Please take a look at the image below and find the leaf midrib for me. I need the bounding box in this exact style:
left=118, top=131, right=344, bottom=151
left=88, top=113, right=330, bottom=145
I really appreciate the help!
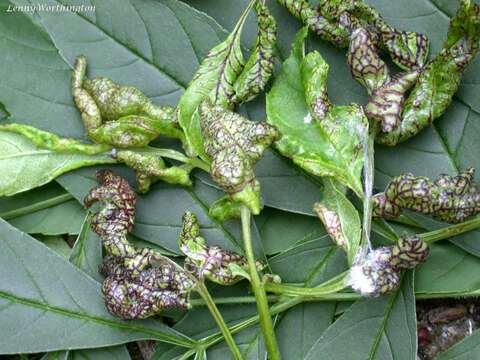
left=367, top=284, right=402, bottom=360
left=0, top=290, right=194, bottom=347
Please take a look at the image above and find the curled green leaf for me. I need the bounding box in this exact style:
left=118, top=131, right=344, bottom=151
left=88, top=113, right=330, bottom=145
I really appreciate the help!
left=72, top=55, right=179, bottom=148
left=267, top=28, right=367, bottom=196
left=84, top=170, right=166, bottom=272
left=374, top=19, right=429, bottom=70
left=278, top=0, right=429, bottom=69
left=350, top=1, right=430, bottom=69
left=313, top=179, right=362, bottom=265
left=376, top=0, right=480, bottom=145
left=364, top=70, right=419, bottom=133
left=199, top=101, right=279, bottom=214
left=233, top=1, right=277, bottom=103
left=390, top=236, right=429, bottom=269
left=179, top=211, right=266, bottom=285
left=100, top=255, right=193, bottom=319
left=208, top=196, right=242, bottom=222
left=373, top=168, right=480, bottom=223
left=0, top=123, right=111, bottom=155
left=114, top=150, right=192, bottom=193
left=343, top=14, right=390, bottom=93
left=277, top=0, right=349, bottom=46
left=177, top=1, right=255, bottom=158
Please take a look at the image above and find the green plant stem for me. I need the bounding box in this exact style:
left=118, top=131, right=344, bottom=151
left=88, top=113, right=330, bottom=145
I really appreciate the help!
left=190, top=295, right=280, bottom=306
left=0, top=193, right=74, bottom=220
left=188, top=157, right=211, bottom=173
left=264, top=271, right=349, bottom=297
left=145, top=249, right=243, bottom=358
left=419, top=215, right=480, bottom=244
left=133, top=147, right=211, bottom=172
left=240, top=205, right=282, bottom=360
left=195, top=281, right=244, bottom=360
left=201, top=296, right=303, bottom=351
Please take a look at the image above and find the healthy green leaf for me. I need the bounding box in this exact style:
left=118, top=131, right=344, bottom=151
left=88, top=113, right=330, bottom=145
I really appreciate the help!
left=269, top=237, right=348, bottom=286
left=9, top=200, right=85, bottom=235
left=305, top=272, right=417, bottom=360
left=39, top=236, right=73, bottom=259
left=256, top=206, right=325, bottom=255
left=42, top=346, right=131, bottom=360
left=275, top=302, right=336, bottom=360
left=415, top=242, right=480, bottom=296
left=0, top=183, right=72, bottom=219
left=0, top=182, right=84, bottom=235
left=0, top=218, right=194, bottom=353
left=0, top=131, right=114, bottom=196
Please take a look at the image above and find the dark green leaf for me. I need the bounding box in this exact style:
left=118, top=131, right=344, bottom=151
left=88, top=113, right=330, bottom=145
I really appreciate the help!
left=0, top=183, right=72, bottom=219
left=269, top=235, right=348, bottom=286
left=276, top=302, right=335, bottom=360
left=0, top=218, right=193, bottom=353
left=256, top=206, right=324, bottom=255
left=305, top=272, right=417, bottom=360
left=0, top=183, right=84, bottom=235
left=415, top=242, right=480, bottom=296
left=38, top=236, right=73, bottom=258
left=9, top=200, right=85, bottom=235
left=42, top=346, right=131, bottom=360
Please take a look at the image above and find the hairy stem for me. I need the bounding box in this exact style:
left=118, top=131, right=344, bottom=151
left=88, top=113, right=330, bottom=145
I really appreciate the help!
left=195, top=281, right=244, bottom=360
left=240, top=205, right=282, bottom=360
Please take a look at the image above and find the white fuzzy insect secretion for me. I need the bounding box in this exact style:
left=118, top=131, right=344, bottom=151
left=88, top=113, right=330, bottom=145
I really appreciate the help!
left=303, top=113, right=313, bottom=124
left=348, top=263, right=376, bottom=295
left=348, top=248, right=393, bottom=297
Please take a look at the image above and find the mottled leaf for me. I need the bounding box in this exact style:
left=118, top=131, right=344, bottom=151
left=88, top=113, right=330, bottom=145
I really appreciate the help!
left=0, top=218, right=193, bottom=353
